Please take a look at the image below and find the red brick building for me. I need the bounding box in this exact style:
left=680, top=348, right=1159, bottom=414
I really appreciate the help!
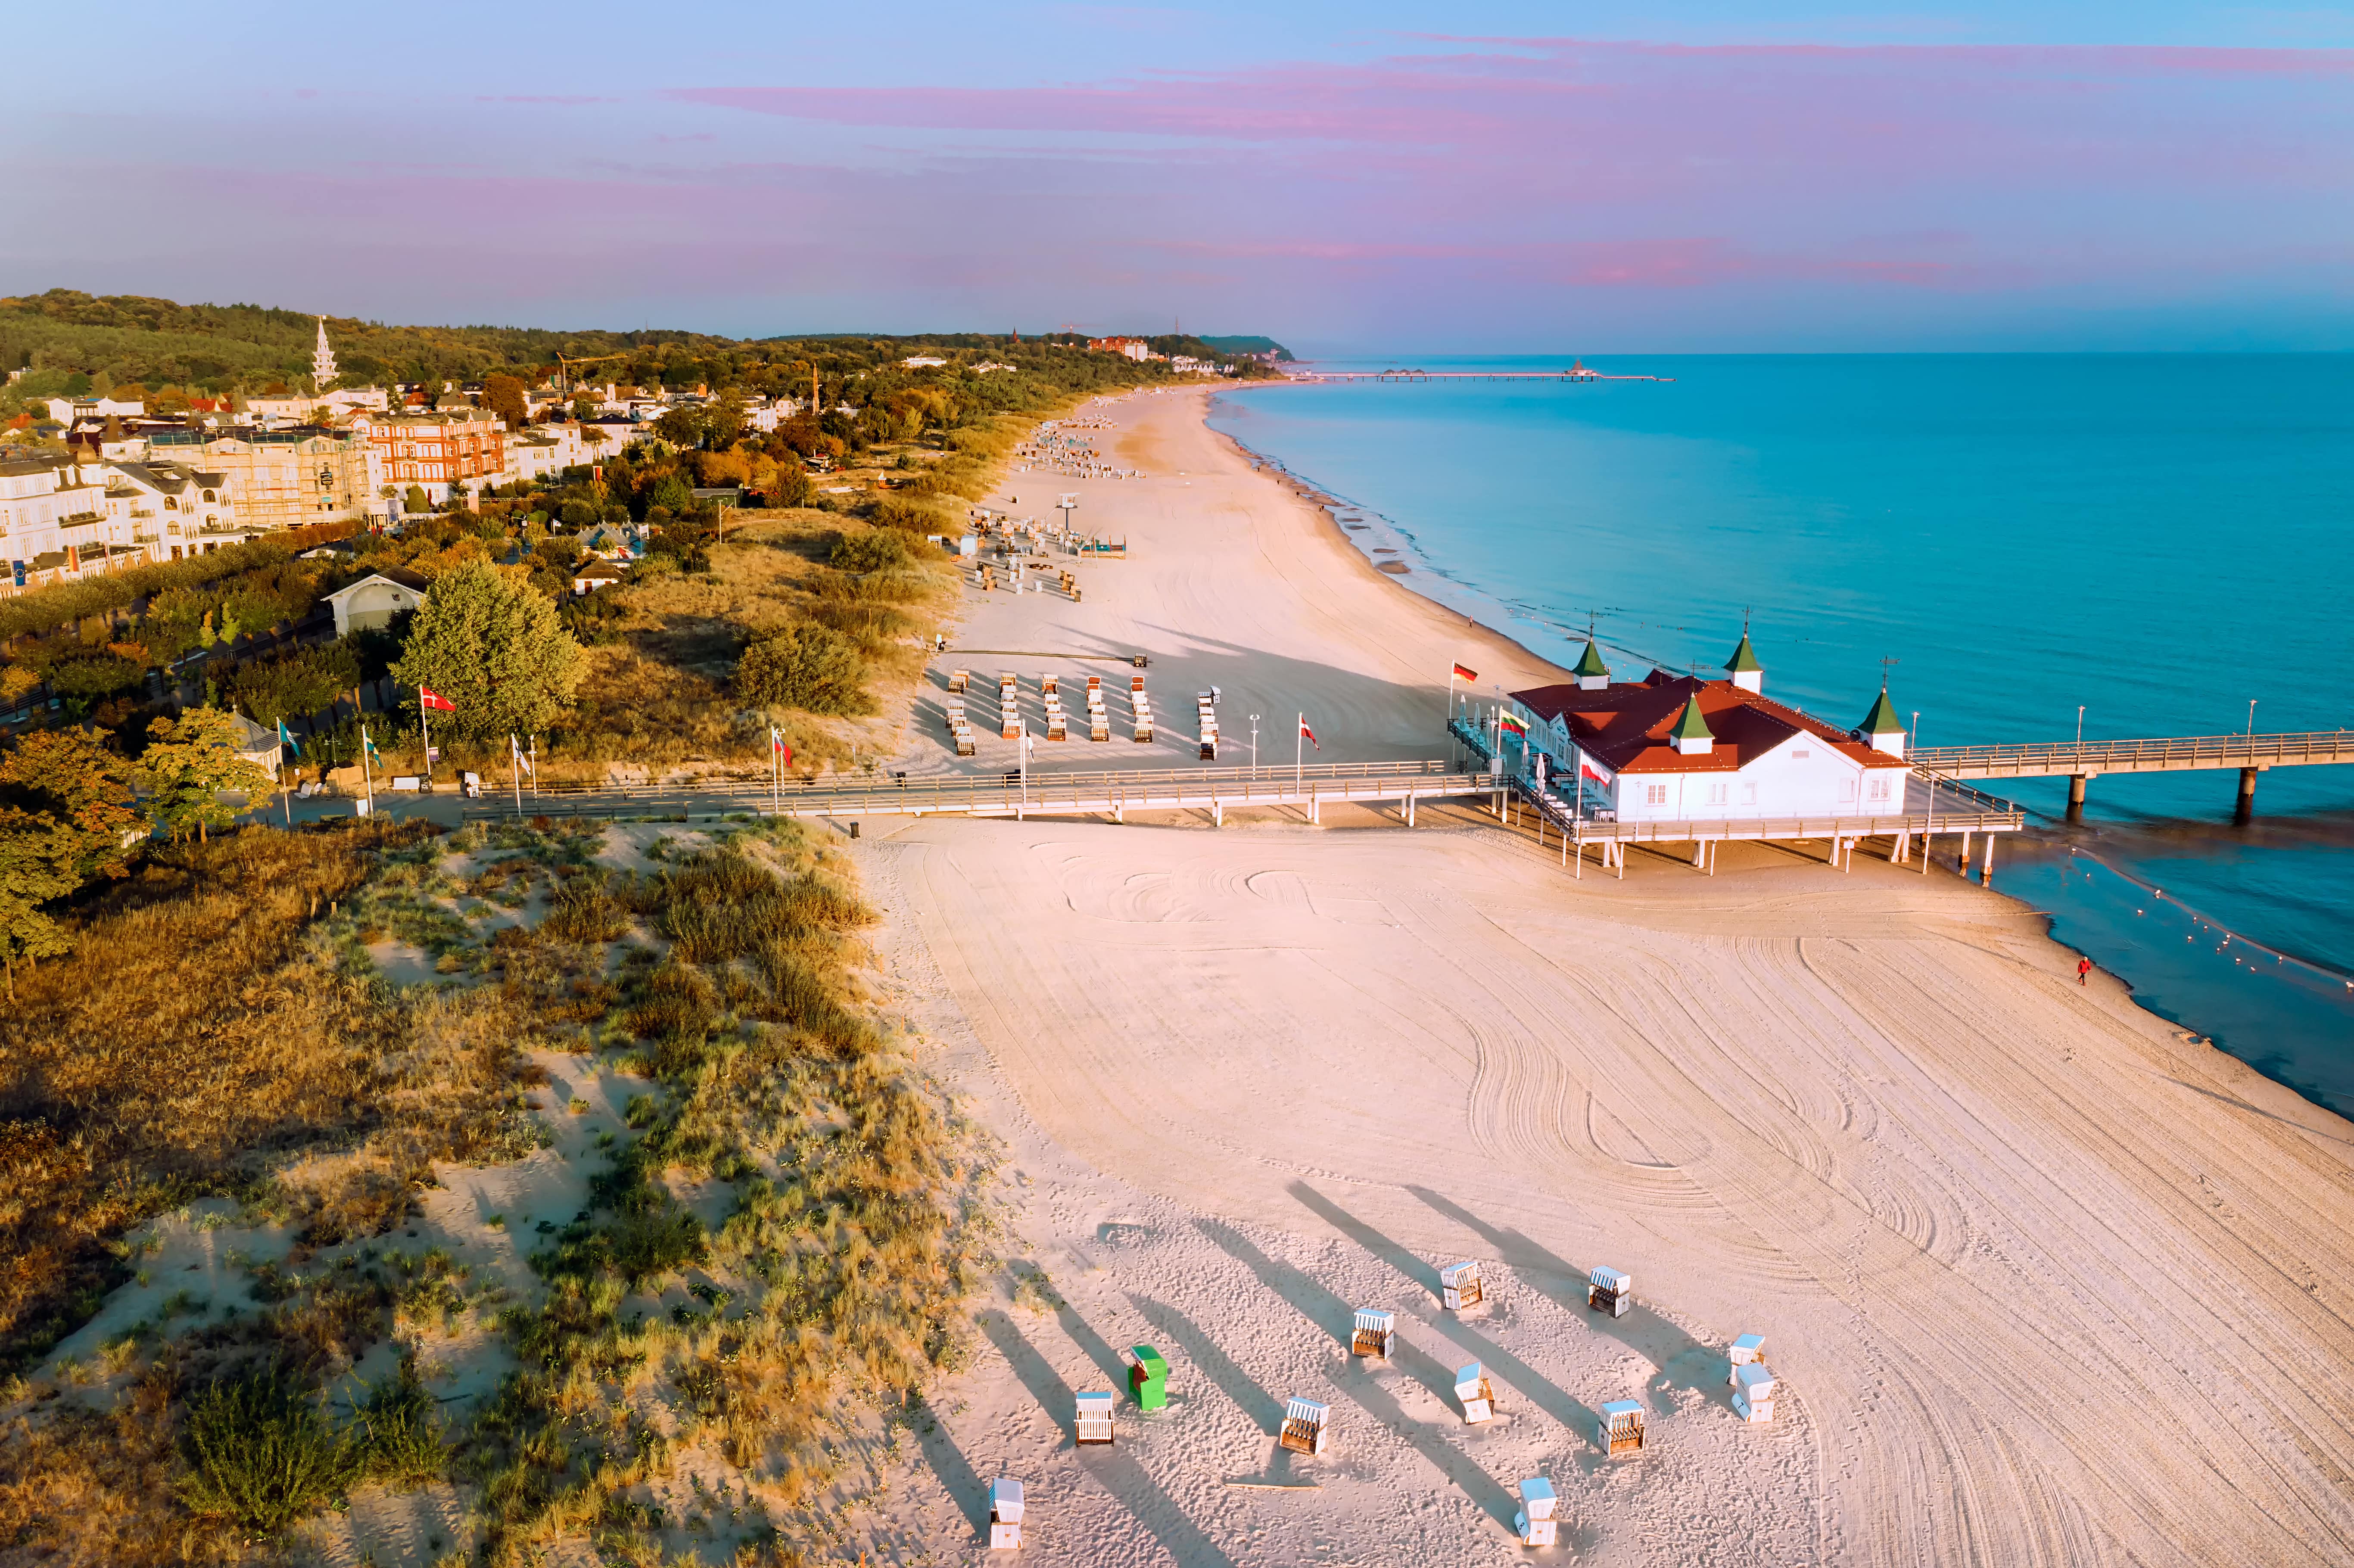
left=354, top=408, right=507, bottom=502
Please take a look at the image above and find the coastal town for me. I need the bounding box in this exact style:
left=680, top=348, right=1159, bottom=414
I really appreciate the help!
left=1, top=7, right=2349, bottom=1566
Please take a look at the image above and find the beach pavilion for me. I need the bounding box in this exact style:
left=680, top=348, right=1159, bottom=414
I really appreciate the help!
left=1509, top=635, right=1912, bottom=823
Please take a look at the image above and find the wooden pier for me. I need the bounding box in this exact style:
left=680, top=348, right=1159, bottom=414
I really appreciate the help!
left=462, top=758, right=1480, bottom=827
left=1303, top=367, right=1673, bottom=384
left=1909, top=729, right=2354, bottom=816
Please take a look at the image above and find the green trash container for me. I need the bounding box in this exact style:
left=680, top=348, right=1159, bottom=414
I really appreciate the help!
left=1127, top=1344, right=1169, bottom=1410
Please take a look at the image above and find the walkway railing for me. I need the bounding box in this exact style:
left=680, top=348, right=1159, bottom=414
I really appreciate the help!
left=1911, top=730, right=2354, bottom=778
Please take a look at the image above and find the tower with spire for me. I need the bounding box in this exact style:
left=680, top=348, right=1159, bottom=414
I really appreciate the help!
left=1724, top=623, right=1764, bottom=693
left=1856, top=685, right=1906, bottom=758
left=311, top=317, right=337, bottom=392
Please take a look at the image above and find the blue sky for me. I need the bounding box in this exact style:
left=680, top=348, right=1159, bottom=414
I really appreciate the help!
left=5, top=2, right=2351, bottom=352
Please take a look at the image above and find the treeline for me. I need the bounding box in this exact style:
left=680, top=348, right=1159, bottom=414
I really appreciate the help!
left=0, top=289, right=1288, bottom=412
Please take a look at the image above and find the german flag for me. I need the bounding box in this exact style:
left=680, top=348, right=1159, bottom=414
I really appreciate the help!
left=1452, top=663, right=1478, bottom=682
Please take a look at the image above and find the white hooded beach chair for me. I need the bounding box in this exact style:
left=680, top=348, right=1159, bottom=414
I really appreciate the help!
left=988, top=1477, right=1024, bottom=1549
left=1588, top=1266, right=1631, bottom=1318
left=1598, top=1400, right=1644, bottom=1458
left=1075, top=1390, right=1115, bottom=1445
left=1727, top=1333, right=1765, bottom=1382
left=1439, top=1260, right=1484, bottom=1312
left=1278, top=1396, right=1332, bottom=1456
left=1352, top=1308, right=1395, bottom=1358
left=1732, top=1362, right=1776, bottom=1424
left=1455, top=1361, right=1495, bottom=1424
left=1515, top=1477, right=1559, bottom=1547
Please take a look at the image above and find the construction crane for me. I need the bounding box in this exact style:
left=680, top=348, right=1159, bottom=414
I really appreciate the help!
left=552, top=351, right=632, bottom=401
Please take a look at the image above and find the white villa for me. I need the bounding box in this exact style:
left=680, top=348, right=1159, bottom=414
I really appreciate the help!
left=1510, top=632, right=1912, bottom=822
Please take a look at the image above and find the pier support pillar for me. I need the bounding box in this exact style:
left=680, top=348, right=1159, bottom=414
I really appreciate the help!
left=2067, top=775, right=2088, bottom=822
left=1692, top=840, right=1706, bottom=871
left=1406, top=792, right=1415, bottom=828
left=1982, top=833, right=1996, bottom=883
left=1212, top=799, right=1223, bottom=828
left=1891, top=830, right=1909, bottom=865
left=1920, top=833, right=1931, bottom=874
left=2236, top=767, right=2258, bottom=824
left=1959, top=831, right=1972, bottom=875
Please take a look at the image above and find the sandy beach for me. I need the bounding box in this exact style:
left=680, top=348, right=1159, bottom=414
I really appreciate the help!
left=843, top=387, right=2354, bottom=1566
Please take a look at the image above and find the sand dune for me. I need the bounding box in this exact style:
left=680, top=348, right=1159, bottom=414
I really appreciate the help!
left=848, top=389, right=2354, bottom=1565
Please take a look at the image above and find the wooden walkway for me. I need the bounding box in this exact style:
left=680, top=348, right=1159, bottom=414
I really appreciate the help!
left=462, top=758, right=1477, bottom=826
left=1910, top=730, right=2354, bottom=779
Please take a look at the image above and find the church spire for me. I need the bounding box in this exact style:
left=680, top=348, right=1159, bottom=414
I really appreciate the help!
left=311, top=317, right=337, bottom=392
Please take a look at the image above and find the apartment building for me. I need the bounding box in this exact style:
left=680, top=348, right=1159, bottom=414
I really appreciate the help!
left=0, top=455, right=146, bottom=585
left=145, top=426, right=376, bottom=530
left=103, top=462, right=245, bottom=560
left=352, top=408, right=507, bottom=502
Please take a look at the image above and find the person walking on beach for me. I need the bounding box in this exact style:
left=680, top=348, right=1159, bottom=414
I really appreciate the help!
left=2077, top=957, right=2093, bottom=986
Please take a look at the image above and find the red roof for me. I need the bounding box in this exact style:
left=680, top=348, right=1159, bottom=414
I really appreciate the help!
left=1512, top=672, right=1907, bottom=775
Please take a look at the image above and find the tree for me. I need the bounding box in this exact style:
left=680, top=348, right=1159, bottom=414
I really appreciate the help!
left=140, top=708, right=273, bottom=843
left=404, top=484, right=430, bottom=514
left=0, top=726, right=143, bottom=877
left=0, top=807, right=79, bottom=997
left=647, top=474, right=692, bottom=515
left=733, top=624, right=869, bottom=715
left=483, top=373, right=526, bottom=428
left=651, top=406, right=707, bottom=449
left=390, top=559, right=584, bottom=741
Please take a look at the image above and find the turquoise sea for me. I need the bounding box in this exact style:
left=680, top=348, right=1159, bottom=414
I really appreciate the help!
left=1208, top=355, right=2354, bottom=1117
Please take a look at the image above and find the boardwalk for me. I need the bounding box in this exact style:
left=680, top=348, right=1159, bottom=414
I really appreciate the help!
left=1911, top=728, right=2354, bottom=812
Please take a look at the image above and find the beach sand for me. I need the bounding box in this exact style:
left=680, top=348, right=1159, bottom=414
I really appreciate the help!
left=844, top=388, right=2354, bottom=1566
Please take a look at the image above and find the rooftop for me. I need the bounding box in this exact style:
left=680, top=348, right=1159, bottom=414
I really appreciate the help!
left=1513, top=671, right=1909, bottom=775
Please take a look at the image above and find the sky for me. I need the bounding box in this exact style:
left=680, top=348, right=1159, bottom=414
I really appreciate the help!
left=5, top=1, right=2351, bottom=353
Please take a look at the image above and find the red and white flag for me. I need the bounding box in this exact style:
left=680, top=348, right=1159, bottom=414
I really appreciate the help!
left=1451, top=662, right=1478, bottom=682
left=771, top=727, right=792, bottom=765
left=419, top=686, right=455, bottom=712
left=1299, top=717, right=1319, bottom=750
left=1579, top=750, right=1611, bottom=785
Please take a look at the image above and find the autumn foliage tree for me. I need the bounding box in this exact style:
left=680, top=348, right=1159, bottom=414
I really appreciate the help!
left=139, top=709, right=273, bottom=843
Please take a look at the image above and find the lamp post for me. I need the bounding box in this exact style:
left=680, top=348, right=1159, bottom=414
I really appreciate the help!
left=2247, top=699, right=2257, bottom=741
left=1249, top=714, right=1259, bottom=775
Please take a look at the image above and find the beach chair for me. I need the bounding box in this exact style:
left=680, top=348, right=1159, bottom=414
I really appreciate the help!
left=1126, top=1345, right=1169, bottom=1410
left=954, top=726, right=976, bottom=758
left=987, top=1477, right=1024, bottom=1549
left=1598, top=1400, right=1644, bottom=1458
left=1075, top=1390, right=1115, bottom=1445
left=1440, top=1261, right=1485, bottom=1312
left=1726, top=1334, right=1765, bottom=1383
left=1087, top=674, right=1102, bottom=693
left=1352, top=1308, right=1395, bottom=1358
left=1731, top=1362, right=1776, bottom=1424
left=1278, top=1397, right=1332, bottom=1456
left=1130, top=674, right=1145, bottom=693
left=1456, top=1362, right=1496, bottom=1424
left=1046, top=712, right=1067, bottom=741
left=1588, top=1266, right=1631, bottom=1318
left=1041, top=674, right=1058, bottom=696
left=1199, top=735, right=1217, bottom=761
left=950, top=670, right=969, bottom=693
left=1090, top=714, right=1111, bottom=742
left=1515, top=1478, right=1559, bottom=1548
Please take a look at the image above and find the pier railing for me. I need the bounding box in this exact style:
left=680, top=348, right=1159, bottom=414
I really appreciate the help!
left=461, top=757, right=1468, bottom=824
left=1910, top=730, right=2354, bottom=779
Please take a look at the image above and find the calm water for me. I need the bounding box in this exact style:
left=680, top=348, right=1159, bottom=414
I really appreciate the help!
left=1209, top=355, right=2354, bottom=1116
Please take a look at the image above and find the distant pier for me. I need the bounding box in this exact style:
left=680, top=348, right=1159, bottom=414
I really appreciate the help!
left=1300, top=360, right=1673, bottom=384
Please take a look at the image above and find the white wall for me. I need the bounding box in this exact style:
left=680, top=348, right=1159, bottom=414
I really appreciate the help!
left=1609, top=733, right=1907, bottom=820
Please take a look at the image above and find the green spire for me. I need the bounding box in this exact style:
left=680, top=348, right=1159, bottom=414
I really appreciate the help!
left=1724, top=631, right=1762, bottom=675
left=1858, top=687, right=1904, bottom=734
left=1670, top=693, right=1714, bottom=741
left=1574, top=638, right=1610, bottom=680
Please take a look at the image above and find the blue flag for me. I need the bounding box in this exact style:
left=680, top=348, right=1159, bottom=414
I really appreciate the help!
left=277, top=718, right=303, bottom=760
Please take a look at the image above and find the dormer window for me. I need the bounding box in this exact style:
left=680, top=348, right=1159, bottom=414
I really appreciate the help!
left=202, top=489, right=216, bottom=502
left=165, top=497, right=177, bottom=510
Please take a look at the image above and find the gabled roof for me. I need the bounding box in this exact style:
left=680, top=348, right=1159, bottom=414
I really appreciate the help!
left=1724, top=631, right=1762, bottom=674
left=1513, top=672, right=1910, bottom=775
left=1857, top=687, right=1904, bottom=735
left=1573, top=638, right=1610, bottom=679
left=324, top=566, right=430, bottom=603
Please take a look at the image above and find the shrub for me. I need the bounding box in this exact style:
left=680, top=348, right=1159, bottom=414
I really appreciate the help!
left=174, top=1370, right=363, bottom=1534
left=828, top=530, right=911, bottom=573
left=47, top=657, right=143, bottom=698
left=732, top=623, right=869, bottom=716
left=357, top=1367, right=450, bottom=1486
left=543, top=874, right=629, bottom=943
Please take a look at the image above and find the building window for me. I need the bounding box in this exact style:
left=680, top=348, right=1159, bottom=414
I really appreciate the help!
left=1868, top=776, right=1891, bottom=802
left=1645, top=783, right=1669, bottom=806
left=1707, top=780, right=1727, bottom=806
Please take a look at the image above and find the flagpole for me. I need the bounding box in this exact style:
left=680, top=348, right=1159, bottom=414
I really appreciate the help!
left=418, top=687, right=432, bottom=786
left=511, top=735, right=523, bottom=818
left=361, top=723, right=375, bottom=817
left=1295, top=712, right=1302, bottom=793
left=529, top=735, right=539, bottom=798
